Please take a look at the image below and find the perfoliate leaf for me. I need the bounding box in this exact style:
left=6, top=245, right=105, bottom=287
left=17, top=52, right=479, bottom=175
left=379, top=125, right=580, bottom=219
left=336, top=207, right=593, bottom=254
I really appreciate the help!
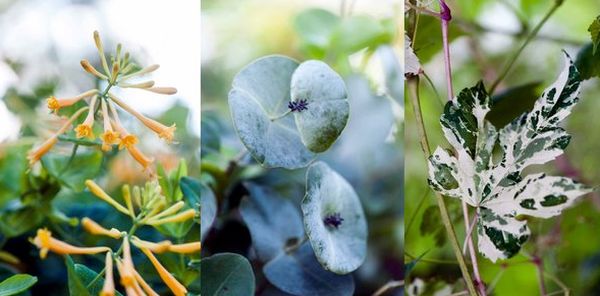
left=588, top=16, right=600, bottom=55
left=301, top=161, right=367, bottom=274
left=427, top=53, right=592, bottom=262
left=201, top=253, right=255, bottom=296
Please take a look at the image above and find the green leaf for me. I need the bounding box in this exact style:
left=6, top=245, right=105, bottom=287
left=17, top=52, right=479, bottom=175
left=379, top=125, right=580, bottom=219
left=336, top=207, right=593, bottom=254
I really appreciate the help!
left=0, top=205, right=46, bottom=238
left=41, top=150, right=103, bottom=192
left=411, top=15, right=465, bottom=63
left=294, top=8, right=340, bottom=58
left=180, top=176, right=200, bottom=211
left=200, top=253, right=255, bottom=296
left=239, top=183, right=304, bottom=262
left=291, top=60, right=349, bottom=152
left=65, top=256, right=91, bottom=296
left=588, top=16, right=600, bottom=55
left=575, top=42, right=600, bottom=80
left=229, top=55, right=316, bottom=169
left=331, top=15, right=390, bottom=54
left=301, top=162, right=367, bottom=274
left=74, top=264, right=122, bottom=296
left=0, top=274, right=37, bottom=296
left=427, top=53, right=591, bottom=262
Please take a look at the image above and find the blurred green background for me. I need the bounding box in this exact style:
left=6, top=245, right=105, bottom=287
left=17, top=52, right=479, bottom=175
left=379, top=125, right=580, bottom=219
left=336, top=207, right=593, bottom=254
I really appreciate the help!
left=405, top=0, right=600, bottom=295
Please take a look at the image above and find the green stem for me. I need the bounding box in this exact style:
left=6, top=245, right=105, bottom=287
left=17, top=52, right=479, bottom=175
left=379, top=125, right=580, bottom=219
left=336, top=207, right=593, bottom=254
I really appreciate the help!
left=407, top=78, right=477, bottom=296
left=59, top=144, right=79, bottom=176
left=86, top=223, right=139, bottom=289
left=488, top=0, right=563, bottom=94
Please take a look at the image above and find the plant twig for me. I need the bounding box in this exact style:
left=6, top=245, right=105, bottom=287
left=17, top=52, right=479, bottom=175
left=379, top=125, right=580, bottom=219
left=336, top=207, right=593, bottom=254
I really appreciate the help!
left=407, top=77, right=477, bottom=296
left=372, top=280, right=404, bottom=296
left=488, top=0, right=564, bottom=94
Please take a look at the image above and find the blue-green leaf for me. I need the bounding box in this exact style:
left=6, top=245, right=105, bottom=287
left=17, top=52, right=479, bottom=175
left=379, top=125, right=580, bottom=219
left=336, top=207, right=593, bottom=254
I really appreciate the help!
left=240, top=183, right=304, bottom=262
left=291, top=61, right=349, bottom=152
left=201, top=253, right=255, bottom=296
left=301, top=162, right=367, bottom=274
left=229, top=55, right=315, bottom=169
left=263, top=243, right=354, bottom=296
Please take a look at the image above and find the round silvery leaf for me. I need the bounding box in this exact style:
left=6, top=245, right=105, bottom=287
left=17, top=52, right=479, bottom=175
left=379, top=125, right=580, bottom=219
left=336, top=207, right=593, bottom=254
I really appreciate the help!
left=239, top=183, right=304, bottom=262
left=301, top=161, right=367, bottom=274
left=229, top=55, right=316, bottom=169
left=291, top=60, right=349, bottom=152
left=263, top=242, right=355, bottom=296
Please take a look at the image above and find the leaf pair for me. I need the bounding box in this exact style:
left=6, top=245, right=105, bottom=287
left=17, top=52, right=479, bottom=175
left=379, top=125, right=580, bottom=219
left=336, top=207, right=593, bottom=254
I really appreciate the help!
left=237, top=162, right=366, bottom=294
left=229, top=55, right=349, bottom=169
left=427, top=53, right=592, bottom=262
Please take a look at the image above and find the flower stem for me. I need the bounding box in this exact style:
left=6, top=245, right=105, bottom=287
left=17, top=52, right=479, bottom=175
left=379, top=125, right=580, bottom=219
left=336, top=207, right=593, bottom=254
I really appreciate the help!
left=407, top=78, right=477, bottom=296
left=488, top=0, right=563, bottom=94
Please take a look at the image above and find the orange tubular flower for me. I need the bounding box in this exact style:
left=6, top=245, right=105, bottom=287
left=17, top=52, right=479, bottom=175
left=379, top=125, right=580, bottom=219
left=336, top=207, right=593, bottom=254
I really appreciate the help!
left=115, top=260, right=139, bottom=296
left=108, top=102, right=138, bottom=150
left=31, top=228, right=110, bottom=259
left=131, top=237, right=172, bottom=254
left=109, top=93, right=176, bottom=143
left=47, top=89, right=98, bottom=113
left=140, top=248, right=187, bottom=296
left=168, top=242, right=201, bottom=254
left=132, top=268, right=159, bottom=296
left=126, top=144, right=155, bottom=171
left=100, top=252, right=115, bottom=296
left=28, top=107, right=89, bottom=165
left=119, top=237, right=136, bottom=288
left=81, top=217, right=122, bottom=239
left=100, top=100, right=120, bottom=151
left=75, top=95, right=98, bottom=139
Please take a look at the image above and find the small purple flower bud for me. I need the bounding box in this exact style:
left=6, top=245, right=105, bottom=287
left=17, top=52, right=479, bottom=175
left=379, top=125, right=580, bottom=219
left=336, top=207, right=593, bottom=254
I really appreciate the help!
left=323, top=212, right=344, bottom=229
left=439, top=0, right=452, bottom=21
left=288, top=99, right=309, bottom=112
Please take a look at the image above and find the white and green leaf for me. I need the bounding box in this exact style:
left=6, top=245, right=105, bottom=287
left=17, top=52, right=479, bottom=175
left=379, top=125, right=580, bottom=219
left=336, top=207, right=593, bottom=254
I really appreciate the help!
left=427, top=53, right=592, bottom=262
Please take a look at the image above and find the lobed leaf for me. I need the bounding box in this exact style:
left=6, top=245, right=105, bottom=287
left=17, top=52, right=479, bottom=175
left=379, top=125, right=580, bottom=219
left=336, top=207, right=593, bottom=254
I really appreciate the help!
left=427, top=53, right=592, bottom=262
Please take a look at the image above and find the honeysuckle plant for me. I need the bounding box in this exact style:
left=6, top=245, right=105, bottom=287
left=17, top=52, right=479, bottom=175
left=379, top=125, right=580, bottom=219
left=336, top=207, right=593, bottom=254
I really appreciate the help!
left=30, top=177, right=199, bottom=296
left=28, top=31, right=177, bottom=173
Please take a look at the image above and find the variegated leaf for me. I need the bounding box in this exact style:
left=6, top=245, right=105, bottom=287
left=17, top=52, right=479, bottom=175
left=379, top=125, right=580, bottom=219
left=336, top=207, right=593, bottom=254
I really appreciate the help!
left=427, top=52, right=592, bottom=262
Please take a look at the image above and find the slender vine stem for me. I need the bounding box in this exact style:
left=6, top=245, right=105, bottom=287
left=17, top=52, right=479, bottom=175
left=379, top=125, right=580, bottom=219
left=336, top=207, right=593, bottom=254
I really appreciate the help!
left=438, top=1, right=485, bottom=293
left=533, top=256, right=547, bottom=296
left=407, top=78, right=477, bottom=296
left=488, top=0, right=564, bottom=94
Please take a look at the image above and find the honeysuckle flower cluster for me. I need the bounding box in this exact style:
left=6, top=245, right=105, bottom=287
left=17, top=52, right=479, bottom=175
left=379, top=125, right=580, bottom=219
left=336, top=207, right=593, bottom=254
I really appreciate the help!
left=28, top=31, right=178, bottom=172
left=30, top=180, right=199, bottom=296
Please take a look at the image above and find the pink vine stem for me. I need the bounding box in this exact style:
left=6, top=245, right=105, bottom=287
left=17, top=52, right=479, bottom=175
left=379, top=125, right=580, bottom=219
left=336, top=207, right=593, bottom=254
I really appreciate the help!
left=439, top=1, right=486, bottom=294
